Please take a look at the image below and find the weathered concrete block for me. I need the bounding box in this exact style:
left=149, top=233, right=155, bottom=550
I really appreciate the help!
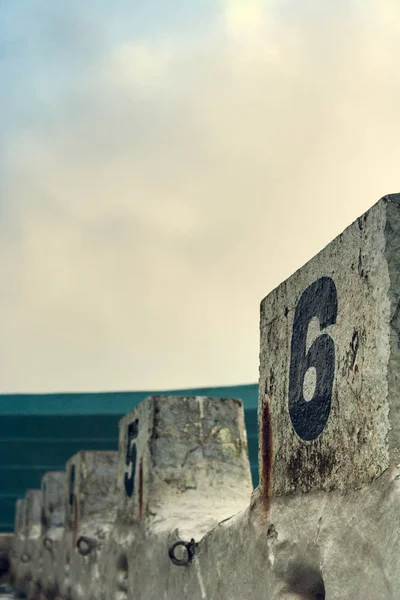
left=116, top=395, right=252, bottom=532
left=259, top=193, right=400, bottom=496
left=42, top=471, right=66, bottom=530
left=56, top=451, right=118, bottom=600
left=98, top=395, right=252, bottom=600
left=253, top=193, right=400, bottom=598
left=13, top=491, right=42, bottom=597
left=10, top=499, right=26, bottom=585
left=39, top=472, right=66, bottom=599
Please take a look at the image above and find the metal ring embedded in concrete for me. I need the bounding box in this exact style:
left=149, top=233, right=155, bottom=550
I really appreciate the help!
left=20, top=553, right=31, bottom=563
left=168, top=539, right=196, bottom=567
left=76, top=535, right=99, bottom=556
left=43, top=536, right=53, bottom=552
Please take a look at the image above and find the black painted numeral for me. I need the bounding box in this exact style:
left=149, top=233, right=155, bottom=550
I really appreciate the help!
left=68, top=464, right=75, bottom=513
left=124, top=419, right=139, bottom=497
left=288, top=276, right=338, bottom=441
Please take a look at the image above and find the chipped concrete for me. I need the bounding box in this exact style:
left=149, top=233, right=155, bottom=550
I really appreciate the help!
left=97, top=395, right=253, bottom=600
left=11, top=491, right=42, bottom=598
left=12, top=476, right=400, bottom=599
left=130, top=468, right=398, bottom=600
left=56, top=451, right=118, bottom=600
left=38, top=472, right=66, bottom=600
left=258, top=193, right=400, bottom=496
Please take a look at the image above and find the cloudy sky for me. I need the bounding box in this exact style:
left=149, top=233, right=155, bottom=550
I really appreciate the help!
left=1, top=0, right=399, bottom=393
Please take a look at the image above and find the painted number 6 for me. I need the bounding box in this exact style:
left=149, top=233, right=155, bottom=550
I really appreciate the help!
left=124, top=419, right=139, bottom=497
left=288, top=276, right=338, bottom=441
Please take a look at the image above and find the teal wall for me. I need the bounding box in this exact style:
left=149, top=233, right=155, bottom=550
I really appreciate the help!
left=0, top=385, right=259, bottom=532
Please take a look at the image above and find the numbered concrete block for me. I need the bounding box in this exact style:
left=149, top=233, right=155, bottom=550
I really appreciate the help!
left=98, top=395, right=253, bottom=600
left=259, top=193, right=400, bottom=496
left=55, top=451, right=118, bottom=600
left=39, top=472, right=66, bottom=599
left=118, top=395, right=252, bottom=528
left=256, top=192, right=400, bottom=598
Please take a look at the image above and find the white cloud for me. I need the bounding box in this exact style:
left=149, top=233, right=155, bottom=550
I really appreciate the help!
left=110, top=42, right=173, bottom=88
left=222, top=0, right=267, bottom=37
left=2, top=0, right=400, bottom=392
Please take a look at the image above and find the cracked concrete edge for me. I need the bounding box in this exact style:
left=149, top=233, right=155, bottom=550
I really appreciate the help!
left=258, top=193, right=400, bottom=496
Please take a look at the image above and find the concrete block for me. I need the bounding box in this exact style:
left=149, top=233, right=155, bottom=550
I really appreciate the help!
left=56, top=451, right=118, bottom=600
left=39, top=472, right=66, bottom=599
left=117, top=395, right=252, bottom=531
left=14, top=491, right=41, bottom=597
left=258, top=193, right=400, bottom=495
left=254, top=192, right=400, bottom=598
left=98, top=395, right=253, bottom=600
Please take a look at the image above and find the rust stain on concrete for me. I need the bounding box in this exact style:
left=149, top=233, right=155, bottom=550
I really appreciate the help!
left=261, top=392, right=273, bottom=515
left=72, top=496, right=79, bottom=549
left=138, top=457, right=144, bottom=520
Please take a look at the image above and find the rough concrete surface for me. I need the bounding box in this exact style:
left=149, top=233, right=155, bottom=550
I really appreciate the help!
left=10, top=475, right=400, bottom=599
left=10, top=491, right=42, bottom=597
left=259, top=193, right=400, bottom=496
left=120, top=470, right=399, bottom=600
left=9, top=499, right=25, bottom=586
left=57, top=451, right=118, bottom=600
left=38, top=472, right=66, bottom=600
left=8, top=390, right=400, bottom=599
left=97, top=395, right=253, bottom=600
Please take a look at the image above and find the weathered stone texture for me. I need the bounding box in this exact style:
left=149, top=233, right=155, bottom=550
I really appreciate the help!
left=259, top=193, right=400, bottom=496
left=39, top=472, right=66, bottom=599
left=59, top=451, right=118, bottom=600
left=99, top=395, right=253, bottom=600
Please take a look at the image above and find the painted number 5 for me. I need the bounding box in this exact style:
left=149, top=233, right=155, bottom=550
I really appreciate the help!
left=124, top=419, right=139, bottom=497
left=288, top=276, right=338, bottom=441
